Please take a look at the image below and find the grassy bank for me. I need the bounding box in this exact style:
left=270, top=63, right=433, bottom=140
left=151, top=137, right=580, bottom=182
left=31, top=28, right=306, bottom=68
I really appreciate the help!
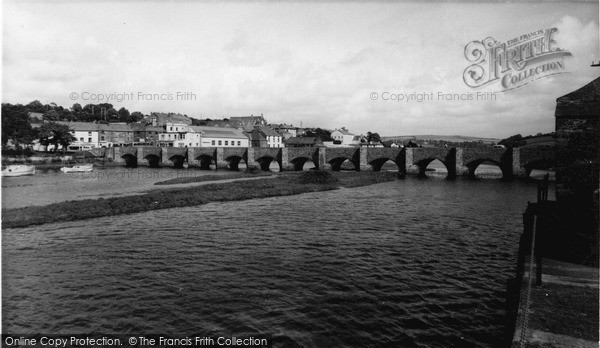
left=2, top=171, right=397, bottom=228
left=154, top=171, right=272, bottom=185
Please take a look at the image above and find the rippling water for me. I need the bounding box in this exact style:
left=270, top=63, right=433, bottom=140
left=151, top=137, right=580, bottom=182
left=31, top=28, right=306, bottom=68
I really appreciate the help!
left=2, top=177, right=547, bottom=347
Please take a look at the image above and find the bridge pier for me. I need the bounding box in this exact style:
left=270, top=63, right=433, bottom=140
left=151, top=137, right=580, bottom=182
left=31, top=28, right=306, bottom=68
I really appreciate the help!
left=359, top=147, right=371, bottom=171
left=245, top=148, right=260, bottom=169
left=280, top=148, right=294, bottom=171
left=214, top=148, right=228, bottom=170
left=404, top=148, right=420, bottom=175
left=455, top=148, right=470, bottom=177
left=512, top=148, right=526, bottom=178
left=317, top=148, right=332, bottom=171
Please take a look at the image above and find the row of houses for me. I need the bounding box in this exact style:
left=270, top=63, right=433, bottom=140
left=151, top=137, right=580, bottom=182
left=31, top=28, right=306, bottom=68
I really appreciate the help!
left=37, top=112, right=369, bottom=151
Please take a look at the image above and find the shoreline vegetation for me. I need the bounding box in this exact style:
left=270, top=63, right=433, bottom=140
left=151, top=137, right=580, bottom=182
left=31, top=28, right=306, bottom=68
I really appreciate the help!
left=2, top=171, right=398, bottom=229
left=153, top=171, right=272, bottom=185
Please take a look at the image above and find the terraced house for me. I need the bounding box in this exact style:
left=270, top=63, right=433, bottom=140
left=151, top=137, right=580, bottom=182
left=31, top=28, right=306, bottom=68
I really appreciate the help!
left=58, top=121, right=135, bottom=150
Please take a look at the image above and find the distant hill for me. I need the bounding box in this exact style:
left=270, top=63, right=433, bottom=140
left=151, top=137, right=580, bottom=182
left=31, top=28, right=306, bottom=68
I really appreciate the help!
left=381, top=135, right=501, bottom=144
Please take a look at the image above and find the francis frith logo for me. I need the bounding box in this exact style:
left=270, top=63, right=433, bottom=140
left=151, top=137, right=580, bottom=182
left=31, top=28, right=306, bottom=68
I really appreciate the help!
left=463, top=28, right=572, bottom=91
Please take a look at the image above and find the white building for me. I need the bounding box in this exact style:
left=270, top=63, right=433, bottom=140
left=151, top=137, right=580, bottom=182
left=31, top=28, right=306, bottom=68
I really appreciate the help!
left=248, top=126, right=283, bottom=148
left=71, top=126, right=100, bottom=149
left=331, top=128, right=361, bottom=146
left=197, top=126, right=249, bottom=147
left=167, top=126, right=249, bottom=148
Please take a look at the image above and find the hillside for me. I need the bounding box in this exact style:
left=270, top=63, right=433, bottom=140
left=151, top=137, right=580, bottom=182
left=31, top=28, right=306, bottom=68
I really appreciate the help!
left=381, top=135, right=501, bottom=144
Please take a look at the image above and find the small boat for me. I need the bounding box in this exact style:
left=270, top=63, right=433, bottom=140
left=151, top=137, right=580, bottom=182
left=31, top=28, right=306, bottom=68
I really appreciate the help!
left=60, top=164, right=93, bottom=173
left=1, top=164, right=36, bottom=177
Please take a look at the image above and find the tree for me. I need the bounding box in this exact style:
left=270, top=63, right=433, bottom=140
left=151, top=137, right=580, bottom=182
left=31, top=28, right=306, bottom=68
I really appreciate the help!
left=26, top=100, right=45, bottom=113
left=72, top=103, right=83, bottom=114
left=1, top=103, right=37, bottom=146
left=107, top=107, right=119, bottom=119
left=498, top=134, right=524, bottom=148
left=43, top=109, right=60, bottom=121
left=131, top=111, right=144, bottom=122
left=38, top=122, right=76, bottom=152
left=117, top=107, right=131, bottom=122
left=366, top=131, right=381, bottom=143
left=304, top=128, right=332, bottom=141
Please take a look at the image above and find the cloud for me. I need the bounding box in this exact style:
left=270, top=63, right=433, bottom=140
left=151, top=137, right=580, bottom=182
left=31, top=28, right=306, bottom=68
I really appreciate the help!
left=2, top=2, right=598, bottom=139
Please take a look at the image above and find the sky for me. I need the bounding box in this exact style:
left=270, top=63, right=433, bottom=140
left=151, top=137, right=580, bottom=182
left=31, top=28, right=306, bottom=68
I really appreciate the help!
left=2, top=0, right=599, bottom=138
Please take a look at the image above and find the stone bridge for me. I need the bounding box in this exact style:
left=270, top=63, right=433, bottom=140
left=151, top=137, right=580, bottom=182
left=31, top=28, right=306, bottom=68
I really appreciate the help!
left=103, top=146, right=556, bottom=179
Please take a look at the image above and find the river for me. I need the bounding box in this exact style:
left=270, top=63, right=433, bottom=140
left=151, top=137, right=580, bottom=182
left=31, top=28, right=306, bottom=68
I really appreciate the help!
left=1, top=161, right=504, bottom=209
left=2, top=172, right=551, bottom=347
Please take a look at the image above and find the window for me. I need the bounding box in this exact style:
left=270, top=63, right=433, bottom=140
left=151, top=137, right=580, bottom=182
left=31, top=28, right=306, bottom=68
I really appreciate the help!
left=237, top=141, right=241, bottom=146
left=211, top=140, right=215, bottom=146
left=101, top=136, right=105, bottom=141
left=88, top=138, right=92, bottom=143
left=88, top=132, right=92, bottom=136
left=80, top=138, right=84, bottom=142
left=170, top=127, right=173, bottom=131
left=218, top=140, right=222, bottom=146
left=225, top=141, right=228, bottom=146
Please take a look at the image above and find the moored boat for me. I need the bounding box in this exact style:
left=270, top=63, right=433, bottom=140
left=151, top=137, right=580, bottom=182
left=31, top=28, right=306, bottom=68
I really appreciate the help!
left=60, top=164, right=93, bottom=173
left=1, top=165, right=36, bottom=177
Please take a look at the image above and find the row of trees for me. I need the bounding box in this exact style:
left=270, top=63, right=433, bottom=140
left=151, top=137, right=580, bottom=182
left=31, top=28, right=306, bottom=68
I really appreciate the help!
left=25, top=100, right=144, bottom=123
left=497, top=133, right=555, bottom=148
left=301, top=129, right=382, bottom=143
left=2, top=103, right=76, bottom=152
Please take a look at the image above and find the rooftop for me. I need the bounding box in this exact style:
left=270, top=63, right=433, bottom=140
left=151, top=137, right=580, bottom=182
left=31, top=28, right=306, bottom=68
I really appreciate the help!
left=333, top=128, right=354, bottom=136
left=189, top=126, right=248, bottom=139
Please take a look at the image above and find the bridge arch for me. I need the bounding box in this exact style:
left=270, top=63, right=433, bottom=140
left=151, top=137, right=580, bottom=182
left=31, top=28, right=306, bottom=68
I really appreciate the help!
left=196, top=155, right=215, bottom=170
left=328, top=157, right=358, bottom=171
left=256, top=156, right=281, bottom=172
left=369, top=158, right=400, bottom=172
left=225, top=155, right=245, bottom=171
left=145, top=154, right=161, bottom=168
left=465, top=159, right=507, bottom=179
left=121, top=154, right=137, bottom=168
left=415, top=158, right=452, bottom=178
left=290, top=157, right=316, bottom=171
left=169, top=155, right=186, bottom=169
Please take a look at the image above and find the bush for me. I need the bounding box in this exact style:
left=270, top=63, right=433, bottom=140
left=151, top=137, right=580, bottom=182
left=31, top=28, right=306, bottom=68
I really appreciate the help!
left=298, top=170, right=338, bottom=184
left=244, top=166, right=262, bottom=174
left=1, top=147, right=34, bottom=157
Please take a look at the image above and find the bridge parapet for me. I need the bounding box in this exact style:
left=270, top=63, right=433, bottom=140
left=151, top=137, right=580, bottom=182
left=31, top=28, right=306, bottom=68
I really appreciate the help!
left=252, top=148, right=281, bottom=159
left=222, top=148, right=248, bottom=159
left=365, top=148, right=402, bottom=163
left=462, top=148, right=506, bottom=165
left=411, top=148, right=452, bottom=164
